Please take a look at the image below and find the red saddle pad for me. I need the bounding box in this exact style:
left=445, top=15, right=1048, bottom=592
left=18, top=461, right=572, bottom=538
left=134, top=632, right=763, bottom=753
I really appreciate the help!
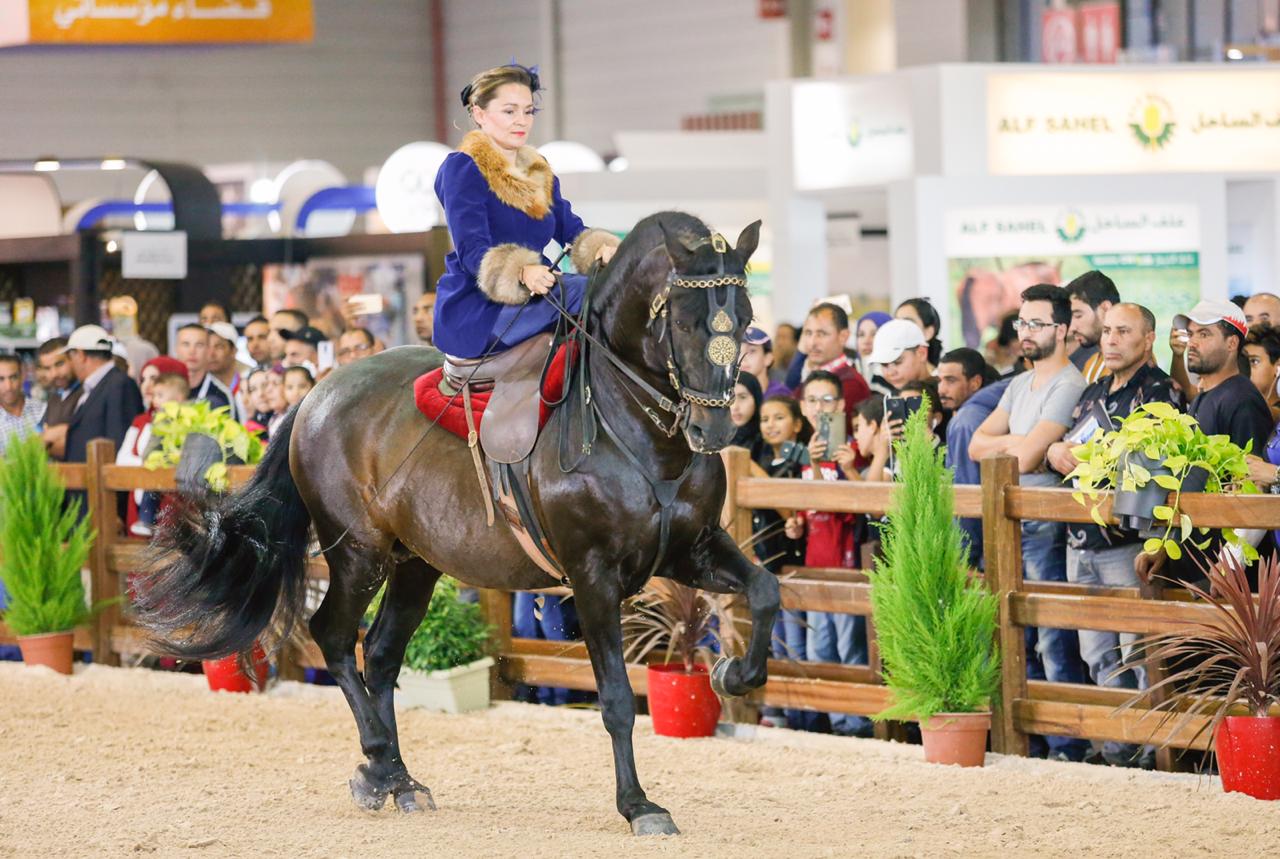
left=413, top=344, right=572, bottom=442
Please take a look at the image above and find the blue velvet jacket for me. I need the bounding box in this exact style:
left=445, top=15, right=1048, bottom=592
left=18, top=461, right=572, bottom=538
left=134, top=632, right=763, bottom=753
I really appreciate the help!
left=433, top=131, right=611, bottom=358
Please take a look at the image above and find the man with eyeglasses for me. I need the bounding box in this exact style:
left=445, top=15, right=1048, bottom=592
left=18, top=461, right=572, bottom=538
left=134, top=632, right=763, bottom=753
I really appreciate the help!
left=336, top=327, right=383, bottom=367
left=970, top=283, right=1090, bottom=762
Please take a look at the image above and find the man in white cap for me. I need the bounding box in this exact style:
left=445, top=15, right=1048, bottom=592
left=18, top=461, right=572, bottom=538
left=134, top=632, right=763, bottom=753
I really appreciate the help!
left=52, top=324, right=144, bottom=464
left=207, top=321, right=248, bottom=420
left=867, top=318, right=932, bottom=395
left=1140, top=299, right=1273, bottom=588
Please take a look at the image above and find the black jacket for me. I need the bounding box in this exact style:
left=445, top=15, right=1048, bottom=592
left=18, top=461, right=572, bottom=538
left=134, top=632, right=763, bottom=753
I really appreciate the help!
left=65, top=366, right=144, bottom=463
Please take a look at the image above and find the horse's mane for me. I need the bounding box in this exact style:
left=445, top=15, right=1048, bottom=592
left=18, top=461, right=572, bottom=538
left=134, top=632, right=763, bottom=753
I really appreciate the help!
left=598, top=211, right=710, bottom=289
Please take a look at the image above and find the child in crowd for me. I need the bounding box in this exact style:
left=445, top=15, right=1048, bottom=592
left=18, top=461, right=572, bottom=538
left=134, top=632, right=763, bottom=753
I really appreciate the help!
left=283, top=365, right=314, bottom=408
left=752, top=393, right=814, bottom=730
left=118, top=371, right=190, bottom=537
left=729, top=373, right=764, bottom=459
left=784, top=370, right=874, bottom=737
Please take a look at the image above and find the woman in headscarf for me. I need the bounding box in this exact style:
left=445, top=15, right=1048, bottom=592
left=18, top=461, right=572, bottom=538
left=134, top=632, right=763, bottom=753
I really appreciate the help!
left=729, top=371, right=764, bottom=458
left=853, top=310, right=894, bottom=397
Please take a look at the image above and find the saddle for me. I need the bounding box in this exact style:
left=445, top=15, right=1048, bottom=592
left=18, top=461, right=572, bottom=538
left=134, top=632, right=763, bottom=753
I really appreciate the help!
left=441, top=332, right=552, bottom=465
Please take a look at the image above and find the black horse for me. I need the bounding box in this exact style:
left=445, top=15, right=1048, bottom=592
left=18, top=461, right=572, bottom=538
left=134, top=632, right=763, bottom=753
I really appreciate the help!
left=137, top=212, right=779, bottom=836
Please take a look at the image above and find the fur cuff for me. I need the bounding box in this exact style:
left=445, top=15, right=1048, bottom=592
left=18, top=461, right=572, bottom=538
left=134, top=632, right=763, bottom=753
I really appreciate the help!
left=571, top=229, right=621, bottom=274
left=478, top=243, right=540, bottom=305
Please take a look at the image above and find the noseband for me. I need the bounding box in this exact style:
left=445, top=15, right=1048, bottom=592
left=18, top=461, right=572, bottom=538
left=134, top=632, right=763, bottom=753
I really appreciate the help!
left=647, top=232, right=748, bottom=413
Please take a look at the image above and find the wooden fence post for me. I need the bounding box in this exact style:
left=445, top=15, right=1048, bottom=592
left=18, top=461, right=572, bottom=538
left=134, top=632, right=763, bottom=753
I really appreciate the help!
left=86, top=439, right=120, bottom=668
left=982, top=454, right=1028, bottom=756
left=720, top=446, right=760, bottom=725
left=479, top=588, right=515, bottom=701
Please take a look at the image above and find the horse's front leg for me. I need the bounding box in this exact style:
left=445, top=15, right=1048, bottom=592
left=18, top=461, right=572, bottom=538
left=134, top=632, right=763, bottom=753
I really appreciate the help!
left=573, top=579, right=680, bottom=836
left=673, top=527, right=780, bottom=697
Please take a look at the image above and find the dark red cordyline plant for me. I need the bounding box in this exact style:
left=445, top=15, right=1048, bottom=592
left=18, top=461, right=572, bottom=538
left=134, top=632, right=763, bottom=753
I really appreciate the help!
left=621, top=580, right=742, bottom=674
left=1118, top=550, right=1280, bottom=753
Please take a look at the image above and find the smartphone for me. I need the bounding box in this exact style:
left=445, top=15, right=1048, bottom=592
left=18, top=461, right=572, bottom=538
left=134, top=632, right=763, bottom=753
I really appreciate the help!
left=817, top=411, right=846, bottom=457
left=884, top=395, right=923, bottom=425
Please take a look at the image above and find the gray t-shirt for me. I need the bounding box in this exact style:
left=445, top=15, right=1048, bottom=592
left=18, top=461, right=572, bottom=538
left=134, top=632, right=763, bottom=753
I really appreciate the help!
left=997, top=363, right=1088, bottom=487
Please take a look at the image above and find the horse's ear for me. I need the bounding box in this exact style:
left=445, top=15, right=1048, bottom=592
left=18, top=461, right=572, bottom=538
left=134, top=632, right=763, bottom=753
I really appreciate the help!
left=735, top=220, right=762, bottom=263
left=659, top=221, right=697, bottom=271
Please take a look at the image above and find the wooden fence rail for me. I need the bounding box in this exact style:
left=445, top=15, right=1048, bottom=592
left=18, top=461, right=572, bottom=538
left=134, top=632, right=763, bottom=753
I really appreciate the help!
left=4, top=441, right=1275, bottom=766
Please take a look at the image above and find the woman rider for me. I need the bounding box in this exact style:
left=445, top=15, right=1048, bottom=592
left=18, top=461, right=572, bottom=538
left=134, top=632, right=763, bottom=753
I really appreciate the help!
left=432, top=63, right=619, bottom=359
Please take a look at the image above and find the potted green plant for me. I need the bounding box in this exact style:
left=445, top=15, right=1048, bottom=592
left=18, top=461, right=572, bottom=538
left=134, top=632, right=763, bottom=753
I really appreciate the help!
left=622, top=579, right=741, bottom=738
left=1117, top=550, right=1280, bottom=799
left=869, top=398, right=1000, bottom=766
left=144, top=400, right=265, bottom=495
left=0, top=434, right=96, bottom=674
left=367, top=577, right=494, bottom=713
left=1067, top=402, right=1259, bottom=562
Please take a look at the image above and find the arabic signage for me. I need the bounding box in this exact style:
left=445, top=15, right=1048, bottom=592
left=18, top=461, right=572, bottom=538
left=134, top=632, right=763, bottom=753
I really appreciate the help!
left=945, top=203, right=1202, bottom=366
left=988, top=71, right=1280, bottom=175
left=0, top=0, right=313, bottom=46
left=791, top=78, right=912, bottom=190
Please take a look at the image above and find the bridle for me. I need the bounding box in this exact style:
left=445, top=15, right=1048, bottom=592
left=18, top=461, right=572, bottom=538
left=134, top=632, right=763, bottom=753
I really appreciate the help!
left=646, top=232, right=748, bottom=415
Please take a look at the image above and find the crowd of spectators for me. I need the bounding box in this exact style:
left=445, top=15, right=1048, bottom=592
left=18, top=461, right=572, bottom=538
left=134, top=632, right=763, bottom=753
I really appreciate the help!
left=728, top=274, right=1280, bottom=764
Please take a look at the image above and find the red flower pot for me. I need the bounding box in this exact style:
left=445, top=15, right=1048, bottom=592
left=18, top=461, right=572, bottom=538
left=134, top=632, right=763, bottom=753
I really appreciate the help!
left=1217, top=716, right=1280, bottom=800
left=202, top=644, right=269, bottom=693
left=646, top=662, right=721, bottom=738
left=18, top=631, right=75, bottom=675
left=919, top=712, right=991, bottom=767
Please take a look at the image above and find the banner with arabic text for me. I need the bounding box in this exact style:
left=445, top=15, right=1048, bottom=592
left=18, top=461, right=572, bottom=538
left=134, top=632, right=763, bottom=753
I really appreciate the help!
left=1, top=1, right=313, bottom=46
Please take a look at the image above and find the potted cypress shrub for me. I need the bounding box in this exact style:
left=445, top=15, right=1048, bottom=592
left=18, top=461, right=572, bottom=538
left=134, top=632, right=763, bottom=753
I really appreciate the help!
left=1118, top=551, right=1280, bottom=800
left=1067, top=402, right=1258, bottom=562
left=869, top=398, right=1000, bottom=766
left=0, top=434, right=96, bottom=674
left=621, top=579, right=740, bottom=738
left=369, top=577, right=494, bottom=713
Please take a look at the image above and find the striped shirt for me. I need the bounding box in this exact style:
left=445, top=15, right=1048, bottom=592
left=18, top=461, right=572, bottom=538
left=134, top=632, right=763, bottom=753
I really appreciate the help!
left=0, top=397, right=46, bottom=455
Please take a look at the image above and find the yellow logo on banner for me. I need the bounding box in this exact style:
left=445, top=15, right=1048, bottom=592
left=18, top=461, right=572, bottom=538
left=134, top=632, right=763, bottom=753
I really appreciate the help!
left=24, top=0, right=313, bottom=44
left=1129, top=95, right=1176, bottom=152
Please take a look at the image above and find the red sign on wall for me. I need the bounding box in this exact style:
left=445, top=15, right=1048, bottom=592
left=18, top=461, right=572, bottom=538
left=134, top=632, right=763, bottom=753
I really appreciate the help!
left=759, top=0, right=787, bottom=19
left=1079, top=3, right=1120, bottom=63
left=1041, top=8, right=1078, bottom=63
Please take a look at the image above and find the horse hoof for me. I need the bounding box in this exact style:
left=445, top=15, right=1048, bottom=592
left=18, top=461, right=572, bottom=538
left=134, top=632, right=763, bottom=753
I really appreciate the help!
left=349, top=770, right=388, bottom=812
left=394, top=789, right=435, bottom=814
left=631, top=812, right=680, bottom=836
left=710, top=656, right=739, bottom=697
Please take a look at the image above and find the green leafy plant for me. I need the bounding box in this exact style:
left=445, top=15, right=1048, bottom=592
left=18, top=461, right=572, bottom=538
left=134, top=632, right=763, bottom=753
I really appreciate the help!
left=1066, top=401, right=1259, bottom=561
left=622, top=580, right=743, bottom=673
left=366, top=577, right=492, bottom=673
left=869, top=397, right=999, bottom=721
left=1116, top=550, right=1280, bottom=755
left=0, top=433, right=97, bottom=635
left=144, top=400, right=265, bottom=493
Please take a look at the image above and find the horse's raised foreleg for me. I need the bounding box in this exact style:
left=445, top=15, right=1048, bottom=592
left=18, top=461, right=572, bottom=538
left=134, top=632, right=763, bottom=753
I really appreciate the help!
left=308, top=539, right=402, bottom=812
left=673, top=527, right=780, bottom=697
left=361, top=556, right=442, bottom=813
left=574, top=582, right=680, bottom=836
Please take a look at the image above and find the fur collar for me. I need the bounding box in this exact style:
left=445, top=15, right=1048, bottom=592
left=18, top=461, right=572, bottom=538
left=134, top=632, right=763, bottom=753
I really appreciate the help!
left=458, top=130, right=553, bottom=219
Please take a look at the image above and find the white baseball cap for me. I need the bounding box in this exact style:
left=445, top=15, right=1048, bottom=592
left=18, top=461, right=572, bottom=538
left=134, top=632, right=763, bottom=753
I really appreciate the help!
left=58, top=324, right=115, bottom=354
left=207, top=321, right=239, bottom=345
left=1173, top=300, right=1248, bottom=338
left=867, top=318, right=927, bottom=365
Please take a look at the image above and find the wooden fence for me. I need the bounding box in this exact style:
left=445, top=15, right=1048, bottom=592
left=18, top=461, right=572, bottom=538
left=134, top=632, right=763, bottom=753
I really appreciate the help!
left=3, top=440, right=1275, bottom=766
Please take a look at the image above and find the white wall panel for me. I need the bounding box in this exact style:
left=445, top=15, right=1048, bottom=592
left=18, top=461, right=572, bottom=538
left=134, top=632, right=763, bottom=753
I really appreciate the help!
left=0, top=0, right=434, bottom=178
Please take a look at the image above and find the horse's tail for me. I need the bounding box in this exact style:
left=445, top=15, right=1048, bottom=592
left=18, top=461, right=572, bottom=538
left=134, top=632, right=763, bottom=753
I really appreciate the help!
left=136, top=409, right=312, bottom=661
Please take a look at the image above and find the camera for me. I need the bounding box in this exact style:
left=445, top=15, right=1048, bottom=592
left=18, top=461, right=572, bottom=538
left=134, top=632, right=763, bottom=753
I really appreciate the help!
left=772, top=440, right=810, bottom=473
left=884, top=395, right=923, bottom=425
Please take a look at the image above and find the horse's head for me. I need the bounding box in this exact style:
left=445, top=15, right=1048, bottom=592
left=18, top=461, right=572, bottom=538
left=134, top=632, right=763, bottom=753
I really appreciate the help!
left=651, top=219, right=761, bottom=453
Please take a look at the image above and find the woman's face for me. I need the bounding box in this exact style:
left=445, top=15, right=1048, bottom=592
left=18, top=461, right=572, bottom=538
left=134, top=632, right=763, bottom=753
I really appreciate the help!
left=264, top=371, right=288, bottom=413
left=473, top=83, right=535, bottom=153
left=896, top=304, right=936, bottom=340
left=856, top=319, right=879, bottom=357
left=759, top=401, right=800, bottom=449
left=139, top=365, right=160, bottom=408
left=729, top=383, right=756, bottom=428
left=1245, top=345, right=1279, bottom=398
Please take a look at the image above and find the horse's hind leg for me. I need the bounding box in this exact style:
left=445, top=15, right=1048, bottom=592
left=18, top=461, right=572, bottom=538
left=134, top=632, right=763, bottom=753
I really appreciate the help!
left=308, top=537, right=401, bottom=811
left=574, top=581, right=680, bottom=836
left=362, top=555, right=442, bottom=813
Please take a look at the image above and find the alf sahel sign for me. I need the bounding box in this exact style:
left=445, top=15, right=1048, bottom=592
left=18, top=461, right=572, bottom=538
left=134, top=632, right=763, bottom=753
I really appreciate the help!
left=0, top=0, right=313, bottom=46
left=987, top=71, right=1280, bottom=175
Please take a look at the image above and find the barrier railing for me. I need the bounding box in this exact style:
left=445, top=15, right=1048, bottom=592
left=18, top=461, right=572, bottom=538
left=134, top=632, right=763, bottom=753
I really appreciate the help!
left=4, top=440, right=1274, bottom=766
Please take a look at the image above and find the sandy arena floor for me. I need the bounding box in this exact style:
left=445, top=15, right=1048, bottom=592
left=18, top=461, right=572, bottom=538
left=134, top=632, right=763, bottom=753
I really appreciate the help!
left=1, top=663, right=1276, bottom=858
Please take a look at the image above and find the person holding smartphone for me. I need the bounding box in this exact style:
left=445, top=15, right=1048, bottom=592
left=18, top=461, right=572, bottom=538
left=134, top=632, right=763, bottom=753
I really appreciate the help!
left=784, top=371, right=873, bottom=738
